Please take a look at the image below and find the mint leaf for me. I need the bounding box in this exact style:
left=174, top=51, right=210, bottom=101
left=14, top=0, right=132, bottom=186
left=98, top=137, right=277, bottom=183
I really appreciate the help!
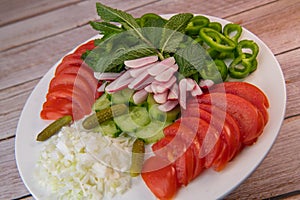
left=96, top=3, right=140, bottom=32
left=90, top=21, right=123, bottom=35
left=174, top=38, right=209, bottom=77
left=160, top=13, right=193, bottom=54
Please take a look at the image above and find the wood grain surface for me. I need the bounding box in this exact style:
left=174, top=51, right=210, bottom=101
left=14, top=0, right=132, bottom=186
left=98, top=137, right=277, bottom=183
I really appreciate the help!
left=0, top=0, right=299, bottom=199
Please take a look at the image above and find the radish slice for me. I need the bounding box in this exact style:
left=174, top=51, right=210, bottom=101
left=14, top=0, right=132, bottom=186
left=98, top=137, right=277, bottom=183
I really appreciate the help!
left=148, top=57, right=176, bottom=76
left=168, top=83, right=179, bottom=100
left=124, top=55, right=158, bottom=68
left=158, top=100, right=179, bottom=112
left=105, top=71, right=133, bottom=93
left=133, top=89, right=148, bottom=104
left=155, top=67, right=177, bottom=82
left=152, top=76, right=176, bottom=93
left=144, top=84, right=153, bottom=93
left=135, top=76, right=155, bottom=90
left=154, top=92, right=168, bottom=104
left=186, top=78, right=196, bottom=91
left=129, top=63, right=156, bottom=78
left=128, top=70, right=150, bottom=89
left=179, top=79, right=187, bottom=109
left=97, top=81, right=108, bottom=92
left=191, top=81, right=203, bottom=96
left=94, top=72, right=122, bottom=80
left=170, top=64, right=179, bottom=71
left=199, top=79, right=214, bottom=89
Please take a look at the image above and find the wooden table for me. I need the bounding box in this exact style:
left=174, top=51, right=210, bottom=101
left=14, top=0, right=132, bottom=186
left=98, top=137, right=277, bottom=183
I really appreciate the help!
left=1, top=0, right=299, bottom=199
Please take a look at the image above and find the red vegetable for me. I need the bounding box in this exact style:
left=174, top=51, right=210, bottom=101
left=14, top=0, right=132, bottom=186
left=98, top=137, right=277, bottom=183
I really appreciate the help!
left=142, top=82, right=270, bottom=199
left=40, top=40, right=100, bottom=120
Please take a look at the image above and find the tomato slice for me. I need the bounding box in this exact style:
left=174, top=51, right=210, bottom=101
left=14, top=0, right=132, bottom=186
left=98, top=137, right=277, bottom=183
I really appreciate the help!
left=142, top=156, right=178, bottom=200
left=197, top=93, right=262, bottom=144
left=49, top=73, right=95, bottom=99
left=190, top=137, right=205, bottom=179
left=74, top=40, right=95, bottom=55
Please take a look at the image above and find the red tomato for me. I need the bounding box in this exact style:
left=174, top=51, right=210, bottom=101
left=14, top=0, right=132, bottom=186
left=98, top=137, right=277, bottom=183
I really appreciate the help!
left=197, top=93, right=263, bottom=145
left=210, top=82, right=269, bottom=125
left=74, top=40, right=95, bottom=55
left=49, top=73, right=95, bottom=100
left=142, top=156, right=178, bottom=200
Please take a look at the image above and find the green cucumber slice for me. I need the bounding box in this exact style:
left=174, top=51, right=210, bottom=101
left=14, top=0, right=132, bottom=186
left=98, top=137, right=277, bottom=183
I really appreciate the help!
left=93, top=119, right=121, bottom=138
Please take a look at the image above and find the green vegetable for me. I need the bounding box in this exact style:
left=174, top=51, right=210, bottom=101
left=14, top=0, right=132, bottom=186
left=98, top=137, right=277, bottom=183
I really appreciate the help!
left=185, top=15, right=210, bottom=36
left=228, top=55, right=251, bottom=79
left=82, top=104, right=128, bottom=129
left=92, top=92, right=111, bottom=111
left=236, top=40, right=259, bottom=63
left=208, top=22, right=222, bottom=32
left=93, top=119, right=121, bottom=137
left=223, top=23, right=242, bottom=43
left=135, top=121, right=166, bottom=144
left=36, top=115, right=72, bottom=141
left=199, top=27, right=236, bottom=52
left=114, top=106, right=151, bottom=133
left=130, top=139, right=145, bottom=177
left=160, top=13, right=193, bottom=54
left=200, top=59, right=227, bottom=83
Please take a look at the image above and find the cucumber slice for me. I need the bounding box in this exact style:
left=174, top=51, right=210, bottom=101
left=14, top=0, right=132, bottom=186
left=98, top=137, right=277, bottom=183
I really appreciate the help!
left=92, top=93, right=111, bottom=111
left=111, top=88, right=134, bottom=105
left=149, top=104, right=181, bottom=122
left=135, top=121, right=167, bottom=144
left=114, top=114, right=139, bottom=133
left=130, top=107, right=151, bottom=127
left=93, top=120, right=121, bottom=138
left=114, top=106, right=151, bottom=132
left=147, top=93, right=157, bottom=109
left=149, top=104, right=167, bottom=122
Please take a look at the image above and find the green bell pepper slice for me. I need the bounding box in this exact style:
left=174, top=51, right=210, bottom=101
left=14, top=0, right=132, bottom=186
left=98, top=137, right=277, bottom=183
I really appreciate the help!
left=228, top=55, right=252, bottom=79
left=223, top=23, right=242, bottom=43
left=199, top=28, right=236, bottom=52
left=200, top=59, right=228, bottom=83
left=237, top=40, right=259, bottom=62
left=185, top=15, right=210, bottom=36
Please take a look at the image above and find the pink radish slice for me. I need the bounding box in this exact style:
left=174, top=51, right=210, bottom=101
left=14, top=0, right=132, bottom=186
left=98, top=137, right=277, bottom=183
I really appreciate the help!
left=191, top=81, right=203, bottom=96
left=129, top=63, right=156, bottom=78
left=105, top=71, right=133, bottom=93
left=133, top=89, right=148, bottom=104
left=128, top=70, right=150, bottom=89
left=168, top=83, right=179, bottom=100
left=158, top=100, right=179, bottom=112
left=124, top=55, right=158, bottom=68
left=97, top=81, right=108, bottom=92
left=186, top=78, right=196, bottom=91
left=94, top=72, right=122, bottom=80
left=154, top=67, right=177, bottom=82
left=179, top=79, right=188, bottom=109
left=152, top=76, right=177, bottom=93
left=170, top=64, right=179, bottom=71
left=154, top=91, right=168, bottom=104
left=199, top=79, right=214, bottom=89
left=144, top=84, right=153, bottom=93
left=135, top=76, right=155, bottom=90
left=148, top=57, right=176, bottom=76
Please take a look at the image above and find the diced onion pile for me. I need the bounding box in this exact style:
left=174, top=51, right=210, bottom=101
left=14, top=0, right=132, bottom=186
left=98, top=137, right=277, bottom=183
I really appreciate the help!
left=35, top=126, right=133, bottom=199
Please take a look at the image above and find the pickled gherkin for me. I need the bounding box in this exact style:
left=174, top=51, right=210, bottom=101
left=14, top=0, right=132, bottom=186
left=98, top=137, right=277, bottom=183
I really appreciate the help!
left=36, top=115, right=72, bottom=141
left=130, top=139, right=145, bottom=177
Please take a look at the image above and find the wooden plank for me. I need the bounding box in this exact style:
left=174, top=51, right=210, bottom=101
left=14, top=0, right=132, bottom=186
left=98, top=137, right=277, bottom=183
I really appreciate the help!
left=226, top=0, right=300, bottom=55
left=277, top=49, right=300, bottom=118
left=129, top=0, right=276, bottom=18
left=0, top=0, right=81, bottom=26
left=0, top=0, right=158, bottom=51
left=0, top=138, right=30, bottom=199
left=226, top=116, right=300, bottom=199
left=0, top=79, right=39, bottom=140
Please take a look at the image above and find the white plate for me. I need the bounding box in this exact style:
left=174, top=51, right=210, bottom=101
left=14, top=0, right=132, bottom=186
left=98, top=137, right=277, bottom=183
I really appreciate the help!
left=15, top=14, right=286, bottom=200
